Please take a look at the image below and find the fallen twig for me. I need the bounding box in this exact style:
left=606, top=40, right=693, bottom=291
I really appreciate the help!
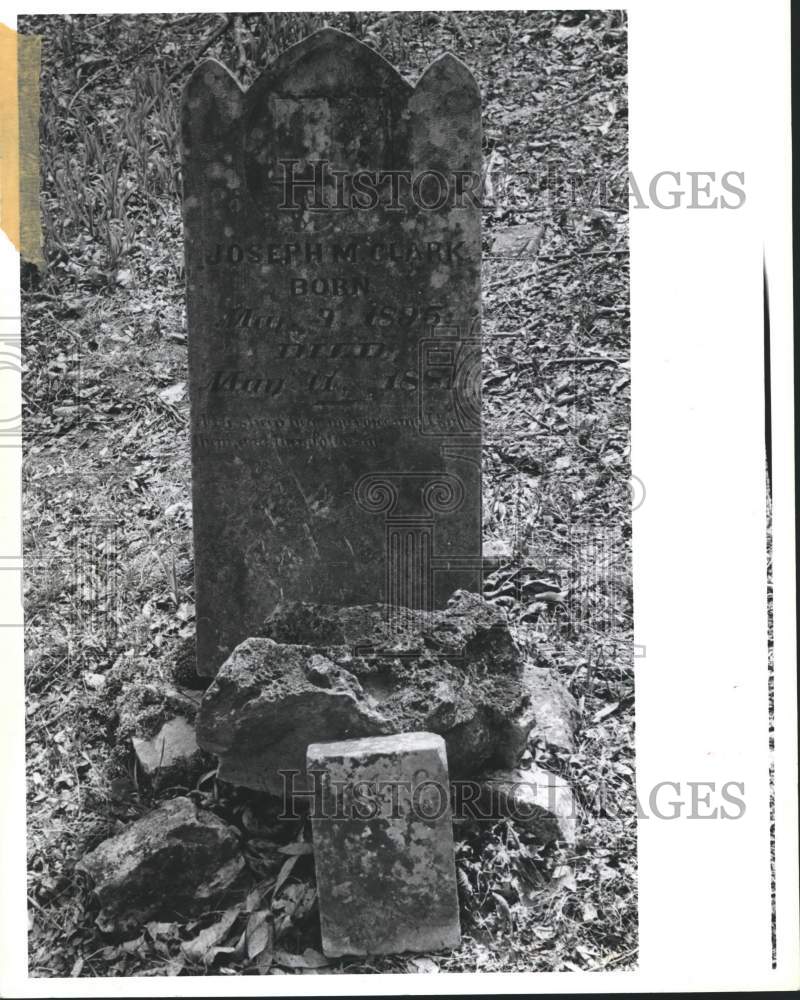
left=142, top=13, right=234, bottom=116
left=542, top=355, right=624, bottom=367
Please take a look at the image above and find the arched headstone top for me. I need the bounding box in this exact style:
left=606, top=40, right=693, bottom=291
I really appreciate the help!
left=182, top=28, right=480, bottom=118
left=414, top=52, right=480, bottom=101
left=244, top=27, right=414, bottom=103
left=181, top=58, right=245, bottom=160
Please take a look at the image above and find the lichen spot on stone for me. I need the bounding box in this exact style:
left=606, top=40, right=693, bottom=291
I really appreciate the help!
left=429, top=268, right=449, bottom=289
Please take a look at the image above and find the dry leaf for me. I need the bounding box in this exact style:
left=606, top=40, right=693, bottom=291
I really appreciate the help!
left=272, top=854, right=299, bottom=898
left=277, top=841, right=313, bottom=856
left=408, top=955, right=440, bottom=973
left=492, top=890, right=513, bottom=930
left=274, top=883, right=317, bottom=937
left=273, top=947, right=329, bottom=969
left=158, top=382, right=186, bottom=405
left=257, top=944, right=274, bottom=974
left=145, top=920, right=177, bottom=939
left=592, top=701, right=620, bottom=723
left=244, top=885, right=266, bottom=912
left=245, top=910, right=273, bottom=961
left=552, top=23, right=581, bottom=40
left=550, top=865, right=578, bottom=892
left=181, top=907, right=240, bottom=964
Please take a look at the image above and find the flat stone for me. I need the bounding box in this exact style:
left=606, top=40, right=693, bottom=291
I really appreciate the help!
left=489, top=223, right=544, bottom=259
left=475, top=764, right=578, bottom=843
left=195, top=592, right=534, bottom=793
left=77, top=796, right=245, bottom=935
left=131, top=716, right=205, bottom=788
left=307, top=732, right=461, bottom=957
left=482, top=537, right=513, bottom=570
left=113, top=680, right=201, bottom=745
left=182, top=28, right=483, bottom=676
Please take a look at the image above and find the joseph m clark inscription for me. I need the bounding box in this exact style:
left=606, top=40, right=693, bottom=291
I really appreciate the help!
left=181, top=28, right=483, bottom=676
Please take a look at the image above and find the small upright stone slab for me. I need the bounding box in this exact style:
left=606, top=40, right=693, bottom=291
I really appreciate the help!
left=181, top=28, right=482, bottom=675
left=307, top=732, right=461, bottom=957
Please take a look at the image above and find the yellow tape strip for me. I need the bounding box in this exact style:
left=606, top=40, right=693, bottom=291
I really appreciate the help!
left=0, top=24, right=42, bottom=265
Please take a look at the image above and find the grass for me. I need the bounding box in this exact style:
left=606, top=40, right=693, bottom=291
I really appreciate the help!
left=20, top=10, right=634, bottom=977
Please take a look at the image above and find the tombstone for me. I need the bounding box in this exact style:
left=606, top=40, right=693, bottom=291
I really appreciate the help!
left=181, top=28, right=482, bottom=676
left=307, top=732, right=461, bottom=956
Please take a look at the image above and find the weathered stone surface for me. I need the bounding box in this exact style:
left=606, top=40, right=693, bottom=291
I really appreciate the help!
left=131, top=716, right=206, bottom=788
left=111, top=678, right=200, bottom=746
left=77, top=797, right=245, bottom=935
left=475, top=764, right=578, bottom=844
left=182, top=28, right=483, bottom=676
left=307, top=732, right=461, bottom=956
left=196, top=592, right=534, bottom=793
left=262, top=589, right=520, bottom=669
left=523, top=665, right=580, bottom=752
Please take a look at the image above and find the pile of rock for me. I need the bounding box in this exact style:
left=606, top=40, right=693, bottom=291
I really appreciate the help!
left=195, top=591, right=563, bottom=793
left=80, top=592, right=579, bottom=948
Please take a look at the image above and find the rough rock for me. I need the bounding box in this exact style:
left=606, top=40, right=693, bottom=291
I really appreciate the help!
left=523, top=666, right=580, bottom=751
left=475, top=764, right=578, bottom=843
left=196, top=592, right=534, bottom=793
left=77, top=796, right=245, bottom=935
left=111, top=679, right=200, bottom=745
left=132, top=716, right=207, bottom=788
left=308, top=732, right=461, bottom=957
left=262, top=590, right=520, bottom=671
